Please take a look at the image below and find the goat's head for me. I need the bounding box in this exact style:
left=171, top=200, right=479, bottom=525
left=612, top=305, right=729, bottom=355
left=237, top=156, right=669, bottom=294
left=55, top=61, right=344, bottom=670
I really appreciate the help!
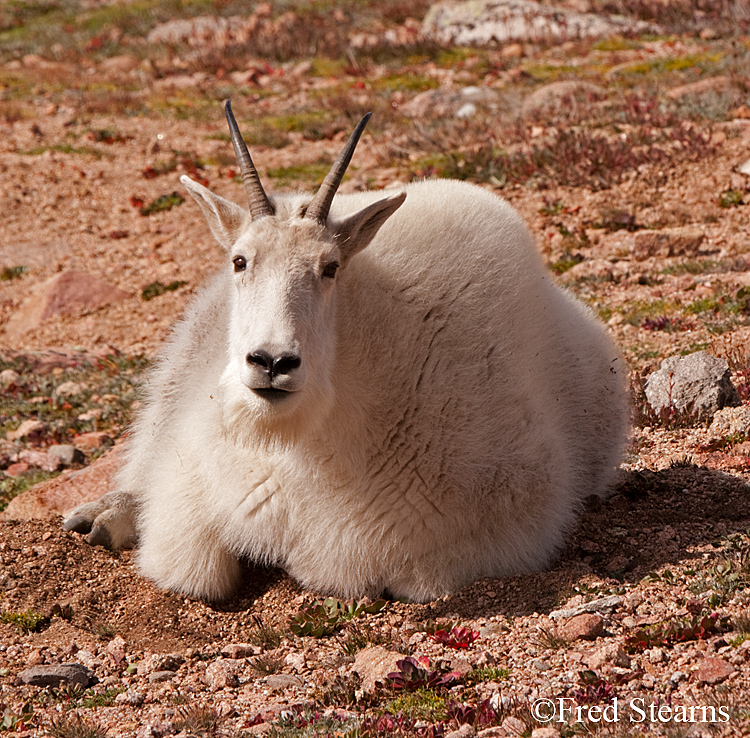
left=181, top=101, right=405, bottom=434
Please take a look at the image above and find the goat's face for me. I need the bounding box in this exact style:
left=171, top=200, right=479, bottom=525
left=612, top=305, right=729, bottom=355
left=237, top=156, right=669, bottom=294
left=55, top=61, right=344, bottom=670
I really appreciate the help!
left=224, top=215, right=343, bottom=422
left=180, top=104, right=404, bottom=434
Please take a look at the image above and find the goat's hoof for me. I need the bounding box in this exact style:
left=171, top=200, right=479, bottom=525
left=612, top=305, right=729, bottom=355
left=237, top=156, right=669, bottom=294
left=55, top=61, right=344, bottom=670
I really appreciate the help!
left=62, top=514, right=93, bottom=535
left=86, top=524, right=112, bottom=549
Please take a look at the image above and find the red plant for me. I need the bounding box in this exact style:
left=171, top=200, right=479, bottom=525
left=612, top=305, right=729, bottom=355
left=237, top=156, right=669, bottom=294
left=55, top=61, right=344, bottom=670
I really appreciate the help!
left=386, top=657, right=460, bottom=691
left=430, top=626, right=480, bottom=649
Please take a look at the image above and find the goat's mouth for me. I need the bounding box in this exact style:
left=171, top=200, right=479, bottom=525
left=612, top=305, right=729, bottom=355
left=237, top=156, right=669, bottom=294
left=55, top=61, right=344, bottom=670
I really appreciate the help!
left=251, top=387, right=294, bottom=402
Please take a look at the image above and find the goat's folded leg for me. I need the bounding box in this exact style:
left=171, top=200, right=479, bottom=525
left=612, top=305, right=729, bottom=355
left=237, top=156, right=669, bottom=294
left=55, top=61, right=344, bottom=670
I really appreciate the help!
left=62, top=490, right=137, bottom=550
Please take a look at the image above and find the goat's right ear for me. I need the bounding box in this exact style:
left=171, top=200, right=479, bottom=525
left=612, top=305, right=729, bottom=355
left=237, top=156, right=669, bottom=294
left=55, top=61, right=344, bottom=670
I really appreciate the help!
left=181, top=175, right=248, bottom=252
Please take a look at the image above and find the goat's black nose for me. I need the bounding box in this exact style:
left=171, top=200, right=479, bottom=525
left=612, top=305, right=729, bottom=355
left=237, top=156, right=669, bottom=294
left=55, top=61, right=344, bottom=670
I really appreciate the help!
left=247, top=351, right=301, bottom=378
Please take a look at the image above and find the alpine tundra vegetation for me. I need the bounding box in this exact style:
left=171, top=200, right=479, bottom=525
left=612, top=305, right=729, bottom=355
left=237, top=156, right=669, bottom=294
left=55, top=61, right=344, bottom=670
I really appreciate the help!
left=63, top=101, right=629, bottom=602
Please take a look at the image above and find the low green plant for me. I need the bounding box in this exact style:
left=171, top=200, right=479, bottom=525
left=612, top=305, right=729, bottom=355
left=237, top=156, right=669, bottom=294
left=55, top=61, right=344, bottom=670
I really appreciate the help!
left=288, top=597, right=386, bottom=637
left=1, top=703, right=33, bottom=733
left=534, top=625, right=569, bottom=650
left=719, top=188, right=744, bottom=208
left=247, top=614, right=284, bottom=650
left=141, top=280, right=188, bottom=301
left=139, top=191, right=185, bottom=216
left=47, top=713, right=106, bottom=738
left=623, top=612, right=729, bottom=653
left=386, top=688, right=447, bottom=722
left=0, top=265, right=26, bottom=281
left=250, top=653, right=284, bottom=677
left=0, top=608, right=49, bottom=634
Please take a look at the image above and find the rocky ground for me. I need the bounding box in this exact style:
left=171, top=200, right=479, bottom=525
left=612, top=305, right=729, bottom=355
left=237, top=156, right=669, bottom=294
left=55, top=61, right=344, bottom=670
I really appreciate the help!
left=2, top=0, right=750, bottom=736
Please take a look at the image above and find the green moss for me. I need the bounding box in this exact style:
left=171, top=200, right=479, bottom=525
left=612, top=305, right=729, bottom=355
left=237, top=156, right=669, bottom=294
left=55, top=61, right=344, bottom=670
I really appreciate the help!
left=0, top=470, right=61, bottom=512
left=593, top=36, right=643, bottom=52
left=267, top=160, right=334, bottom=187
left=18, top=143, right=102, bottom=157
left=372, top=73, right=438, bottom=93
left=0, top=608, right=49, bottom=634
left=385, top=689, right=447, bottom=722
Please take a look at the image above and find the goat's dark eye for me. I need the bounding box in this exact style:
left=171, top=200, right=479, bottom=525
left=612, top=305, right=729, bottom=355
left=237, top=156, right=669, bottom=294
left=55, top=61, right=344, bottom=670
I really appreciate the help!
left=322, top=262, right=339, bottom=279
left=233, top=255, right=247, bottom=272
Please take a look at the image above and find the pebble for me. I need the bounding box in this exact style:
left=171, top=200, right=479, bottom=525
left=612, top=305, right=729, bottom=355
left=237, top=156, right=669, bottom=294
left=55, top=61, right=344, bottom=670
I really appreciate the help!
left=696, top=656, right=735, bottom=685
left=18, top=663, right=94, bottom=689
left=222, top=643, right=257, bottom=659
left=46, top=444, right=85, bottom=468
left=205, top=659, right=239, bottom=690
left=559, top=613, right=604, bottom=641
left=149, top=670, right=176, bottom=683
left=265, top=673, right=302, bottom=691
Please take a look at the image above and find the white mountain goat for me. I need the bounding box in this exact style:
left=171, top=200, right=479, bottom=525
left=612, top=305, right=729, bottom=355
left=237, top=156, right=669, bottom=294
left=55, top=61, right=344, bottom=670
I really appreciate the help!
left=63, top=101, right=629, bottom=602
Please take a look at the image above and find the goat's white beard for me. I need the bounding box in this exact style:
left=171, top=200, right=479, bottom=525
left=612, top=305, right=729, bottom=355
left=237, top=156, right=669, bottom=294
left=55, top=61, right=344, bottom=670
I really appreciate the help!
left=216, top=363, right=334, bottom=451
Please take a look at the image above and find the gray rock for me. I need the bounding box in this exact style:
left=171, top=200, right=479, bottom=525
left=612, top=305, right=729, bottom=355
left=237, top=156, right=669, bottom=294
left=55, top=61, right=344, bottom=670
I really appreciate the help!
left=19, top=663, right=94, bottom=689
left=446, top=724, right=476, bottom=738
left=549, top=595, right=623, bottom=620
left=148, top=670, right=176, bottom=683
left=47, top=444, right=86, bottom=468
left=644, top=351, right=739, bottom=420
left=422, top=0, right=657, bottom=47
left=521, top=81, right=603, bottom=119
left=265, top=673, right=303, bottom=691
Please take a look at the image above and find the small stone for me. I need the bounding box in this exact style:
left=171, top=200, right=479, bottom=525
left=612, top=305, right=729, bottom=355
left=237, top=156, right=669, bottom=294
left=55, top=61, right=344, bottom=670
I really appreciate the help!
left=19, top=449, right=59, bottom=472
left=26, top=649, right=44, bottom=666
left=584, top=642, right=630, bottom=670
left=54, top=381, right=88, bottom=398
left=221, top=643, right=257, bottom=659
left=284, top=652, right=305, bottom=671
left=7, top=419, right=48, bottom=443
left=149, top=670, right=176, bottom=683
left=5, top=463, right=30, bottom=477
left=0, top=369, right=20, bottom=386
left=647, top=647, right=666, bottom=664
left=531, top=729, right=562, bottom=738
left=47, top=445, right=86, bottom=468
left=72, top=431, right=113, bottom=450
left=265, top=673, right=302, bottom=691
left=205, top=659, right=239, bottom=689
left=116, top=690, right=144, bottom=706
left=549, top=595, right=623, bottom=620
left=644, top=351, right=738, bottom=420
left=559, top=613, right=604, bottom=641
left=631, top=227, right=704, bottom=260
left=151, top=653, right=184, bottom=672
left=19, top=663, right=94, bottom=689
left=696, top=656, right=735, bottom=684
left=446, top=725, right=476, bottom=738
left=352, top=646, right=407, bottom=694
left=106, top=635, right=127, bottom=664
left=499, top=716, right=526, bottom=735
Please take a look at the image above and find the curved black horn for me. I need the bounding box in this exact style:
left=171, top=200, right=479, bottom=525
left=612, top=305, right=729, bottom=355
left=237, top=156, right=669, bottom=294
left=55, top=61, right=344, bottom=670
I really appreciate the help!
left=305, top=112, right=372, bottom=225
left=224, top=99, right=274, bottom=220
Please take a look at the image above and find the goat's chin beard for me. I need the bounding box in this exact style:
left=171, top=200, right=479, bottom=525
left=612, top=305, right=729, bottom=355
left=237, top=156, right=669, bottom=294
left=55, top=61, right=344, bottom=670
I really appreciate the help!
left=216, top=370, right=330, bottom=449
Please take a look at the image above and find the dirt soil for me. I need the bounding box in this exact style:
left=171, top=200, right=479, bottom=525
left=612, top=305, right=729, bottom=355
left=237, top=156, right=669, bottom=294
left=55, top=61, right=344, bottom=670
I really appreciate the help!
left=2, top=1, right=750, bottom=736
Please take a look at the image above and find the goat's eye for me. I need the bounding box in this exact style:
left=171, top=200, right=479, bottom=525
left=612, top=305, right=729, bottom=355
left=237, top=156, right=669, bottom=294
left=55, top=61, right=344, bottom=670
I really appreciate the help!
left=322, top=262, right=339, bottom=279
left=233, top=255, right=247, bottom=272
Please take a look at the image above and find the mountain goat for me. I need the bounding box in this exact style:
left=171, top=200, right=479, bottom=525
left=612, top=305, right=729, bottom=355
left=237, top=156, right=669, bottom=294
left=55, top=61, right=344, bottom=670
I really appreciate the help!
left=63, top=101, right=629, bottom=602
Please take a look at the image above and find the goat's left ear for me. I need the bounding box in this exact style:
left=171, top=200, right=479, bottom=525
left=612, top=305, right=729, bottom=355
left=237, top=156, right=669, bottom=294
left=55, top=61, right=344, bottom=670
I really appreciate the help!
left=181, top=175, right=249, bottom=251
left=330, top=192, right=406, bottom=265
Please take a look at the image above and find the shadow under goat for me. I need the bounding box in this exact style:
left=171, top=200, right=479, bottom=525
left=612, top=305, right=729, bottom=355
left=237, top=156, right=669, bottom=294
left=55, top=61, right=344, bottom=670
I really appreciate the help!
left=63, top=101, right=629, bottom=603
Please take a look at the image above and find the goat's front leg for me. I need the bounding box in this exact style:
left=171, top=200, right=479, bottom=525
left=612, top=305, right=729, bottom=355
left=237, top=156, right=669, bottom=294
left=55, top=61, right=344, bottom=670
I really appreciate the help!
left=62, top=490, right=137, bottom=550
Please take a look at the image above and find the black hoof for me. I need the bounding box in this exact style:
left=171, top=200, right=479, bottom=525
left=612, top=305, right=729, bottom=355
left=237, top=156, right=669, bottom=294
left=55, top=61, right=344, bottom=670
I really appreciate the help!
left=62, top=515, right=93, bottom=535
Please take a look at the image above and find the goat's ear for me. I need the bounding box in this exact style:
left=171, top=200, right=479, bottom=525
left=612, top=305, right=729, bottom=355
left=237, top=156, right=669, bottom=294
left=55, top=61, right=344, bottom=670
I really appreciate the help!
left=181, top=175, right=248, bottom=251
left=330, top=192, right=406, bottom=265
